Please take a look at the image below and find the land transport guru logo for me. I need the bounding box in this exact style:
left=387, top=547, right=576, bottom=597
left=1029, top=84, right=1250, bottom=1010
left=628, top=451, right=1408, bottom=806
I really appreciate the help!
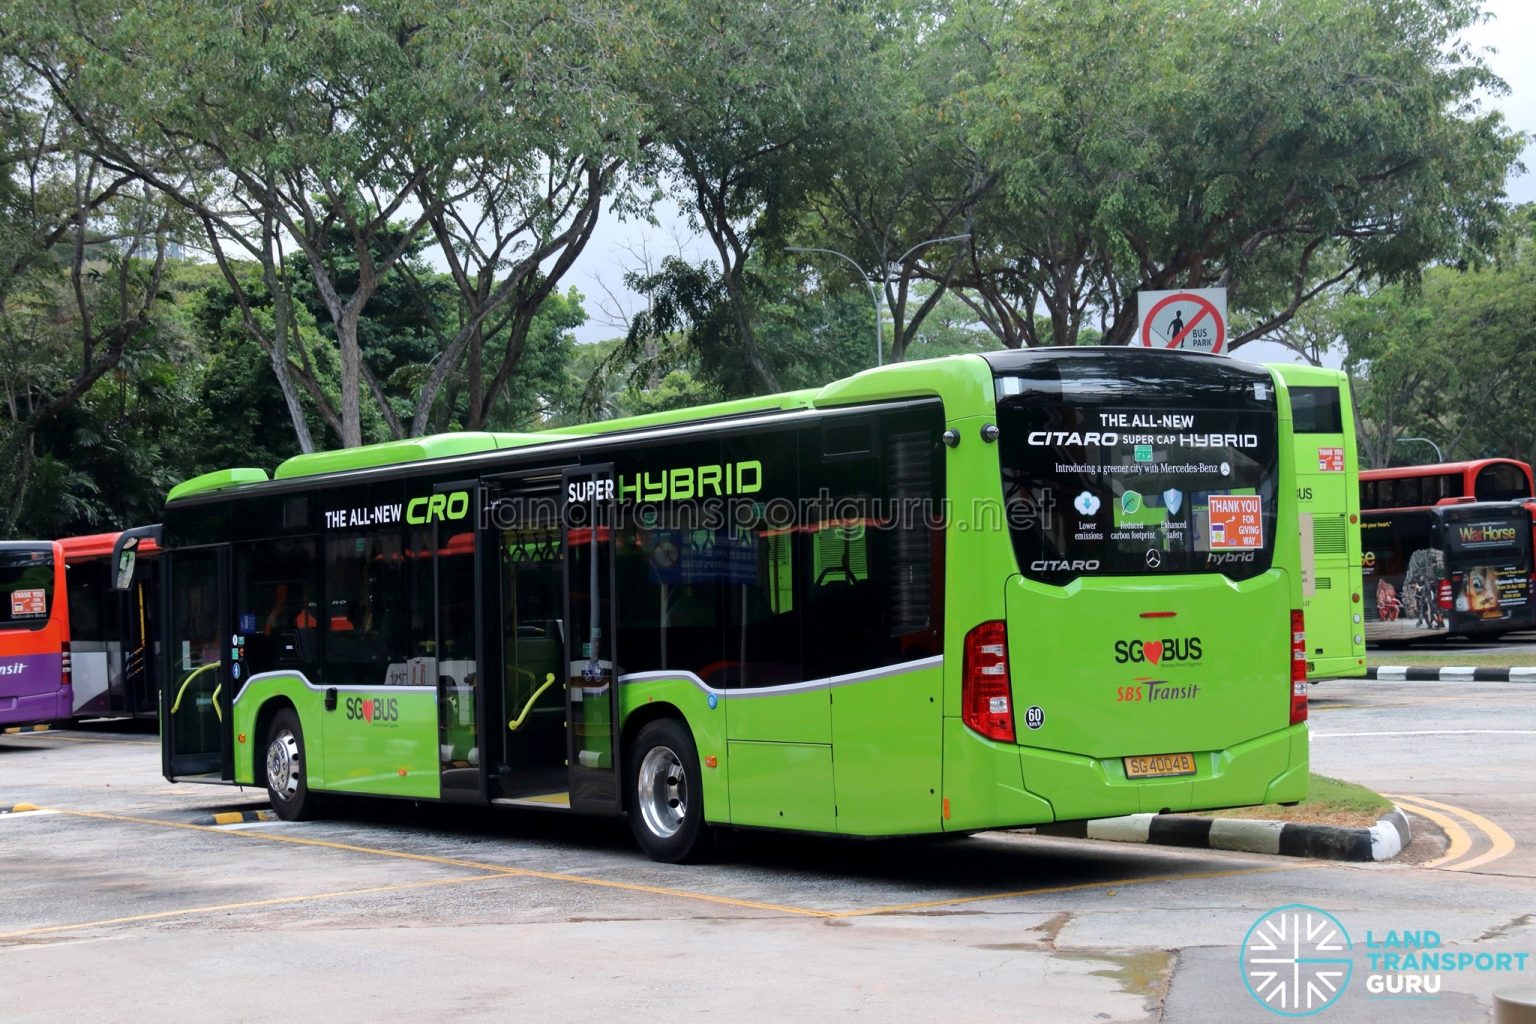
left=1240, top=903, right=1532, bottom=1015
left=1241, top=904, right=1353, bottom=1016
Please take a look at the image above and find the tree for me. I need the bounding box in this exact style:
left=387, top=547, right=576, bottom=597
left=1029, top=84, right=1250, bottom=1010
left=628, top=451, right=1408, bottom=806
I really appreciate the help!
left=1342, top=206, right=1536, bottom=468
left=631, top=1, right=874, bottom=391
left=792, top=2, right=993, bottom=362
left=9, top=0, right=642, bottom=448
left=941, top=0, right=1521, bottom=349
left=0, top=66, right=182, bottom=530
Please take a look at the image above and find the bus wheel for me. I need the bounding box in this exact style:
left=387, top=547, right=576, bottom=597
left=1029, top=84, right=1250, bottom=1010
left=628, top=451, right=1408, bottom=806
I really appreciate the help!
left=265, top=709, right=320, bottom=821
left=628, top=718, right=713, bottom=863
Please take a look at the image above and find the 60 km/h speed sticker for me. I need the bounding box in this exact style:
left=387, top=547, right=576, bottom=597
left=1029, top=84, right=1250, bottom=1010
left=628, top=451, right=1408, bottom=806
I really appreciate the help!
left=1138, top=289, right=1227, bottom=354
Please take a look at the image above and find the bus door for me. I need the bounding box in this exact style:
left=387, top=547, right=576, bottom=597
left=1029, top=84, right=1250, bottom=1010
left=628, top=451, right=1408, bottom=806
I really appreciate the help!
left=163, top=546, right=232, bottom=780
left=431, top=481, right=485, bottom=800
left=484, top=470, right=568, bottom=803
left=563, top=466, right=622, bottom=815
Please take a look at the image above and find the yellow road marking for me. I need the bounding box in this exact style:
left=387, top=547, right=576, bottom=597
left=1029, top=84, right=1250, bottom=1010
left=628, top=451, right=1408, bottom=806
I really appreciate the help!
left=38, top=806, right=830, bottom=919
left=1393, top=801, right=1473, bottom=869
left=828, top=862, right=1315, bottom=918
left=0, top=873, right=514, bottom=941
left=0, top=733, right=157, bottom=745
left=1387, top=794, right=1516, bottom=873
left=32, top=805, right=1321, bottom=924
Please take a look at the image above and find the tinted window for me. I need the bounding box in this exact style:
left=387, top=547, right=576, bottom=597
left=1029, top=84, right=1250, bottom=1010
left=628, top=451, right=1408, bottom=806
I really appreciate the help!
left=1289, top=386, right=1344, bottom=434
left=994, top=354, right=1278, bottom=583
left=0, top=548, right=55, bottom=630
left=235, top=538, right=320, bottom=678
left=65, top=560, right=116, bottom=643
left=801, top=405, right=944, bottom=677
left=1423, top=474, right=1458, bottom=505
left=323, top=532, right=410, bottom=686
left=1475, top=463, right=1532, bottom=502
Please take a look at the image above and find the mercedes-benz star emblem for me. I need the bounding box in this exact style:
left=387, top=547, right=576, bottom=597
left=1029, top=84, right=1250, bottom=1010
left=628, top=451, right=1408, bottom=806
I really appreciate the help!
left=1145, top=549, right=1162, bottom=568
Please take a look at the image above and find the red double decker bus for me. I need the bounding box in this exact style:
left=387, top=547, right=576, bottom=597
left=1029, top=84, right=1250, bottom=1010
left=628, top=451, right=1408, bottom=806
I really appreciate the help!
left=1360, top=458, right=1534, bottom=511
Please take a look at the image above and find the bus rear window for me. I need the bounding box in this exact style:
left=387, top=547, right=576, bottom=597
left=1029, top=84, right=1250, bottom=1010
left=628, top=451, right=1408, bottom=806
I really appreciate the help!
left=992, top=353, right=1279, bottom=584
left=1475, top=463, right=1532, bottom=502
left=1289, top=386, right=1344, bottom=434
left=0, top=549, right=55, bottom=630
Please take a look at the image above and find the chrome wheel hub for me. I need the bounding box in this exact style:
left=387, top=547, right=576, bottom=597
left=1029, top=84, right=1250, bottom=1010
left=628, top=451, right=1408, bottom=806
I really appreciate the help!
left=637, top=745, right=687, bottom=839
left=266, top=729, right=300, bottom=801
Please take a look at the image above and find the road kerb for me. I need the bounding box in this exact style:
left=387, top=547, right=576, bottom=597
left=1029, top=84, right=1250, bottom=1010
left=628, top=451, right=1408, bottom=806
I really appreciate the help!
left=1038, top=806, right=1409, bottom=862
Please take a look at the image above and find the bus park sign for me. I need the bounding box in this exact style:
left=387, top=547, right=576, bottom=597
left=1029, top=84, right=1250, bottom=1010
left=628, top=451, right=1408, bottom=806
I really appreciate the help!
left=1137, top=288, right=1228, bottom=355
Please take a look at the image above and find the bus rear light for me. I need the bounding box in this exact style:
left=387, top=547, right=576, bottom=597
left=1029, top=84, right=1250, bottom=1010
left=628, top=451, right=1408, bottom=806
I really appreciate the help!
left=1290, top=611, right=1308, bottom=724
left=962, top=620, right=1015, bottom=743
left=60, top=641, right=71, bottom=688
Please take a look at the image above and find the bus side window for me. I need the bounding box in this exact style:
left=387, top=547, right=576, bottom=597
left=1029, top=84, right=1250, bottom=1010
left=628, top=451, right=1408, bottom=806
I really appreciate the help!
left=236, top=538, right=320, bottom=677
left=800, top=406, right=944, bottom=678
left=322, top=532, right=408, bottom=687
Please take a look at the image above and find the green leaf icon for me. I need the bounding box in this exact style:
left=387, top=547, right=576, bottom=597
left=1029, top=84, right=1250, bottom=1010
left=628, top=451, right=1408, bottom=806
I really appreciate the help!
left=1121, top=490, right=1142, bottom=514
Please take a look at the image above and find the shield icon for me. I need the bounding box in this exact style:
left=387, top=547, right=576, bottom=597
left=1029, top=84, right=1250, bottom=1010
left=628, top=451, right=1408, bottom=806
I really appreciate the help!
left=1162, top=488, right=1183, bottom=515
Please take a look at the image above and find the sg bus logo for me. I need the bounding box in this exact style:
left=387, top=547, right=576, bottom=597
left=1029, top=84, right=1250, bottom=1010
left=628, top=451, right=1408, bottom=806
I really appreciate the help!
left=1113, top=638, right=1202, bottom=665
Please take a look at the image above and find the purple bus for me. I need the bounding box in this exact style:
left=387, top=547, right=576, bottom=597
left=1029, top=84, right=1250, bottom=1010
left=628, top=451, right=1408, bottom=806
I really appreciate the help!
left=0, top=541, right=72, bottom=728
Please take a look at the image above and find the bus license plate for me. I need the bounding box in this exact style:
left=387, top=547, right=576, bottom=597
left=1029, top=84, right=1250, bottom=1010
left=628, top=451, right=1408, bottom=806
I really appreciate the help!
left=1123, top=753, right=1196, bottom=779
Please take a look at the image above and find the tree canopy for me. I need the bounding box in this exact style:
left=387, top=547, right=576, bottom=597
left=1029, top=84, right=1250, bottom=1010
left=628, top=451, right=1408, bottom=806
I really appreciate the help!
left=0, top=0, right=1527, bottom=537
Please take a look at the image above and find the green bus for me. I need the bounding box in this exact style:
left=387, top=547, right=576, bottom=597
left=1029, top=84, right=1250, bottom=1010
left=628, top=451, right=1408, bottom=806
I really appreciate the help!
left=146, top=349, right=1308, bottom=861
left=1266, top=364, right=1366, bottom=680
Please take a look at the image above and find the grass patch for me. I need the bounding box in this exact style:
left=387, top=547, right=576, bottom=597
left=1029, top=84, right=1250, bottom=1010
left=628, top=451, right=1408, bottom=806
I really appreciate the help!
left=1193, top=773, right=1392, bottom=827
left=1366, top=651, right=1536, bottom=669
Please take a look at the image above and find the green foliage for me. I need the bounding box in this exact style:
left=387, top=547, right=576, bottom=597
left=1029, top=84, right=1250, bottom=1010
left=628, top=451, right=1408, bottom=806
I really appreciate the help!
left=1341, top=205, right=1536, bottom=468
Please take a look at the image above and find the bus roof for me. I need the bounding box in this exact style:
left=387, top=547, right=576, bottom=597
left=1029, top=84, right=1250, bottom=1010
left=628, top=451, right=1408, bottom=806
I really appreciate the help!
left=163, top=356, right=999, bottom=504
left=57, top=532, right=161, bottom=560
left=1264, top=362, right=1348, bottom=385
left=162, top=348, right=1261, bottom=506
left=1360, top=458, right=1530, bottom=480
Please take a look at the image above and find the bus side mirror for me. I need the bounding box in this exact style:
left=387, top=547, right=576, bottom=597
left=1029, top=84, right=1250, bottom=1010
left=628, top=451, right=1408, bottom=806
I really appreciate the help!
left=114, top=540, right=139, bottom=591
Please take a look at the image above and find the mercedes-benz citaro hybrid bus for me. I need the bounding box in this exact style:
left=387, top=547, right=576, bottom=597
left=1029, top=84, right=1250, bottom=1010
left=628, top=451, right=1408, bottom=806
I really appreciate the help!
left=1265, top=364, right=1366, bottom=680
left=148, top=349, right=1307, bottom=862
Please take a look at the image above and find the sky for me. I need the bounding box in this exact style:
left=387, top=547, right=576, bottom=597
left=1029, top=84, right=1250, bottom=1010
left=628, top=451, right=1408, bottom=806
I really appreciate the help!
left=557, top=0, right=1536, bottom=361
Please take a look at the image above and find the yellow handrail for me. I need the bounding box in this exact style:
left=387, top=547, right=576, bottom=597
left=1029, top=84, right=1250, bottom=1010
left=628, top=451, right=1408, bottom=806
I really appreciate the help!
left=508, top=673, right=558, bottom=732
left=169, top=661, right=222, bottom=716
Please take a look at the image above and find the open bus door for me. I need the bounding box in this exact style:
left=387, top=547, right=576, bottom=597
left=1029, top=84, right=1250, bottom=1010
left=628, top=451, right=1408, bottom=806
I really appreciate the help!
left=160, top=545, right=232, bottom=780
left=562, top=465, right=622, bottom=815
left=481, top=465, right=622, bottom=815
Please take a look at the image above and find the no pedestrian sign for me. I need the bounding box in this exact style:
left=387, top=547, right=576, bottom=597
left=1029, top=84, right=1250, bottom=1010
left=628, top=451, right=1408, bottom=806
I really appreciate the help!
left=1137, top=288, right=1227, bottom=354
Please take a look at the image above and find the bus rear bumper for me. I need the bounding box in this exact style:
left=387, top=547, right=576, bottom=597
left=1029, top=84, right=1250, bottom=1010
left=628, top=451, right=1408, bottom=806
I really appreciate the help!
left=940, top=720, right=1309, bottom=831
left=0, top=686, right=73, bottom=728
left=1020, top=724, right=1309, bottom=822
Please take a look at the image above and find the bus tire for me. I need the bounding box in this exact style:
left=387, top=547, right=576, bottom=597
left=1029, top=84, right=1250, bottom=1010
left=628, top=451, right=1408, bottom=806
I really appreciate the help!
left=627, top=718, right=713, bottom=863
left=265, top=709, right=321, bottom=821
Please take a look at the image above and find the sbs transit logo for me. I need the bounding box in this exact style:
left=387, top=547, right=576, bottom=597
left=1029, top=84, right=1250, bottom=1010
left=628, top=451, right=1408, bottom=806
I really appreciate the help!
left=1241, top=904, right=1353, bottom=1016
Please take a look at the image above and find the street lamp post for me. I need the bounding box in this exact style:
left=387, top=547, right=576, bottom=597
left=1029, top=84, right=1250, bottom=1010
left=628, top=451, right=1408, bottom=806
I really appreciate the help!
left=786, top=233, right=971, bottom=368
left=1396, top=436, right=1444, bottom=463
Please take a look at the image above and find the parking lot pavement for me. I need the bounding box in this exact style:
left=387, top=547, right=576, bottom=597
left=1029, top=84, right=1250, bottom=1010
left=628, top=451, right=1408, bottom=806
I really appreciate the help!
left=2, top=687, right=1534, bottom=1023
left=1310, top=679, right=1536, bottom=879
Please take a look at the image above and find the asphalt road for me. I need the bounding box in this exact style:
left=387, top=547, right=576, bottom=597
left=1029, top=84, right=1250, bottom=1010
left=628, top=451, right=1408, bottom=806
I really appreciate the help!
left=2, top=682, right=1533, bottom=1023
left=1373, top=628, right=1536, bottom=657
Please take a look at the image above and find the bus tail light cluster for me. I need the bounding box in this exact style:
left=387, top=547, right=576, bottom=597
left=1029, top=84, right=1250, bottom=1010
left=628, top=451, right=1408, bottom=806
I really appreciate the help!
left=1289, top=610, right=1307, bottom=725
left=962, top=620, right=1015, bottom=743
left=60, top=641, right=71, bottom=689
